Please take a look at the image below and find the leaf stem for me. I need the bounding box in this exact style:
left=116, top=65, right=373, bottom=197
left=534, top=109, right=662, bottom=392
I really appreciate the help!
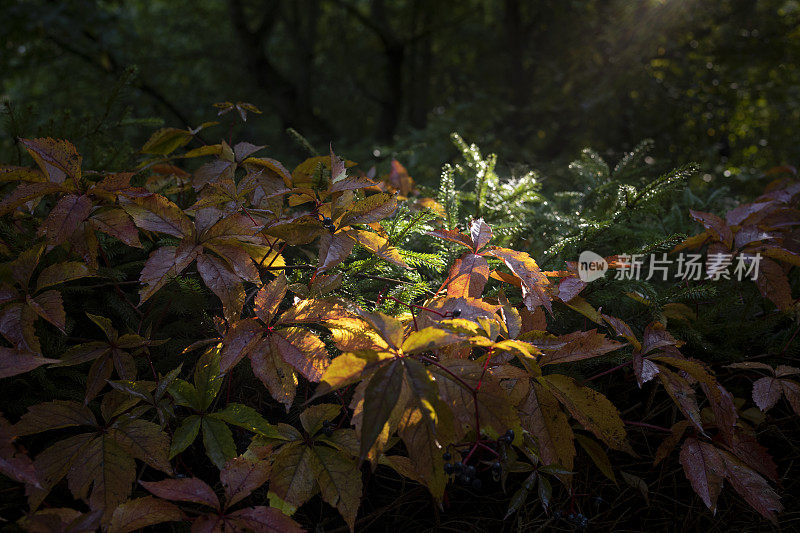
left=585, top=360, right=632, bottom=381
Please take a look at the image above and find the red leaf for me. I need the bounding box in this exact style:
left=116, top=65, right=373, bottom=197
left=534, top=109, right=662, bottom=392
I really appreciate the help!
left=781, top=380, right=800, bottom=416
left=38, top=194, right=92, bottom=246
left=248, top=338, right=297, bottom=411
left=718, top=449, right=782, bottom=522
left=469, top=218, right=493, bottom=252
left=254, top=274, right=288, bottom=324
left=487, top=247, right=552, bottom=313
left=632, top=353, right=660, bottom=387
left=91, top=208, right=142, bottom=247
left=27, top=290, right=66, bottom=332
left=641, top=322, right=679, bottom=354
left=727, top=430, right=779, bottom=482
left=446, top=253, right=489, bottom=299
left=557, top=276, right=586, bottom=302
left=318, top=232, right=355, bottom=272
left=227, top=506, right=305, bottom=533
left=752, top=376, right=783, bottom=412
left=0, top=182, right=65, bottom=217
left=0, top=347, right=57, bottom=378
left=121, top=193, right=193, bottom=238
left=200, top=213, right=262, bottom=243
left=107, top=496, right=183, bottom=533
left=220, top=319, right=263, bottom=372
left=139, top=244, right=200, bottom=303
left=726, top=202, right=772, bottom=226
left=197, top=254, right=246, bottom=322
left=140, top=478, right=220, bottom=510
left=657, top=367, right=704, bottom=432
left=0, top=303, right=41, bottom=353
left=679, top=438, right=725, bottom=513
left=538, top=330, right=624, bottom=365
left=689, top=209, right=733, bottom=249
left=754, top=258, right=794, bottom=311
left=386, top=159, right=413, bottom=196
left=20, top=138, right=82, bottom=183
left=273, top=328, right=329, bottom=382
left=0, top=414, right=40, bottom=486
left=427, top=228, right=473, bottom=249
left=220, top=455, right=270, bottom=507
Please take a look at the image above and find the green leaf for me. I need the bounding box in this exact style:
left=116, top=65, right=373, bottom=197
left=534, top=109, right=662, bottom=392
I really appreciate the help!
left=299, top=404, right=341, bottom=435
left=141, top=128, right=193, bottom=155
left=210, top=403, right=283, bottom=439
left=360, top=359, right=404, bottom=460
left=202, top=417, right=236, bottom=469
left=195, top=347, right=224, bottom=410
left=168, top=379, right=201, bottom=409
left=169, top=415, right=201, bottom=459
left=576, top=434, right=616, bottom=483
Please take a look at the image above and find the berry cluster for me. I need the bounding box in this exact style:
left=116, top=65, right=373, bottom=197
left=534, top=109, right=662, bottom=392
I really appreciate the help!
left=553, top=510, right=589, bottom=529
left=321, top=420, right=334, bottom=437
left=320, top=216, right=336, bottom=233
left=442, top=429, right=515, bottom=491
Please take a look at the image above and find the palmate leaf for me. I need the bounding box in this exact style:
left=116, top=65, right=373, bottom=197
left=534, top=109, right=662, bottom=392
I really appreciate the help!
left=168, top=347, right=281, bottom=467
left=14, top=400, right=171, bottom=524
left=141, top=454, right=304, bottom=532
left=268, top=407, right=362, bottom=532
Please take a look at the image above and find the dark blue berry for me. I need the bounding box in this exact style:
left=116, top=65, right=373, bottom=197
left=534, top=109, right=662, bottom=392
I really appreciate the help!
left=443, top=451, right=451, bottom=461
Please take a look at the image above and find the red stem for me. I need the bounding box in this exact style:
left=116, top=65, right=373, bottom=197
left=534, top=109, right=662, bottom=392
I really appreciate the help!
left=586, top=360, right=633, bottom=381
left=623, top=420, right=672, bottom=433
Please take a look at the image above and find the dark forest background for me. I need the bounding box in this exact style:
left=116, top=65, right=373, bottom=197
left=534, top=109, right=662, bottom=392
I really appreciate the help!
left=2, top=0, right=799, bottom=186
